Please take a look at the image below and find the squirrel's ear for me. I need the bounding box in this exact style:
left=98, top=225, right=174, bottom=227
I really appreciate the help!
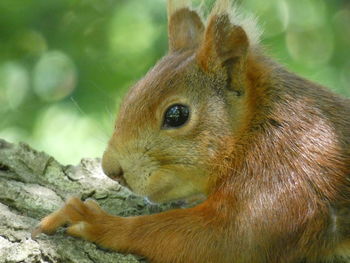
left=197, top=13, right=249, bottom=93
left=167, top=0, right=204, bottom=52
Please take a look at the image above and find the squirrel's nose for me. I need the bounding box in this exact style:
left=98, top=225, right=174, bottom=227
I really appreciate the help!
left=102, top=150, right=124, bottom=181
left=101, top=149, right=131, bottom=189
left=106, top=166, right=124, bottom=180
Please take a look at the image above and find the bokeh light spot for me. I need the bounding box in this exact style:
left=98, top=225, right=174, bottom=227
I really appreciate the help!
left=287, top=0, right=326, bottom=31
left=242, top=0, right=272, bottom=14
left=109, top=1, right=158, bottom=56
left=33, top=104, right=109, bottom=165
left=333, top=9, right=350, bottom=46
left=265, top=0, right=290, bottom=37
left=33, top=51, right=77, bottom=101
left=244, top=0, right=289, bottom=38
left=286, top=28, right=334, bottom=67
left=0, top=62, right=29, bottom=111
left=17, top=30, right=47, bottom=56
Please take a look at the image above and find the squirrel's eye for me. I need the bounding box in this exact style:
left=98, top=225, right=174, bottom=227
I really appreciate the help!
left=163, top=104, right=190, bottom=129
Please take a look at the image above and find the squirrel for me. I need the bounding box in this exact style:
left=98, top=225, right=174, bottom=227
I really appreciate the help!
left=32, top=0, right=350, bottom=262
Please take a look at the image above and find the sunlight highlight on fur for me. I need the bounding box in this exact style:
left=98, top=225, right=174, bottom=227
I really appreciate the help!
left=210, top=0, right=262, bottom=45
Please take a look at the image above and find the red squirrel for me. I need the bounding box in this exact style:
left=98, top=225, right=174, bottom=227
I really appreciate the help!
left=33, top=0, right=350, bottom=262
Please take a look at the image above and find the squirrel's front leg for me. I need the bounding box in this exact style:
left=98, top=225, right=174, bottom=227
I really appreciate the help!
left=32, top=197, right=123, bottom=243
left=33, top=197, right=225, bottom=263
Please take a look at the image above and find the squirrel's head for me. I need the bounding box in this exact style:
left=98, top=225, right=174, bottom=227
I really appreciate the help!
left=102, top=0, right=262, bottom=203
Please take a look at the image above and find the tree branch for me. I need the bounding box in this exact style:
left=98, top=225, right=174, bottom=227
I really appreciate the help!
left=0, top=139, right=176, bottom=263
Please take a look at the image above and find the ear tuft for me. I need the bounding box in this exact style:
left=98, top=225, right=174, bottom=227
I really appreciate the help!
left=211, top=0, right=231, bottom=16
left=167, top=0, right=191, bottom=20
left=209, top=0, right=262, bottom=46
left=197, top=6, right=250, bottom=93
left=196, top=0, right=262, bottom=73
left=197, top=13, right=249, bottom=73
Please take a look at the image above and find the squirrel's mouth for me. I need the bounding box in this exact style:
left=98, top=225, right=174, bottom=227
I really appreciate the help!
left=112, top=175, right=132, bottom=190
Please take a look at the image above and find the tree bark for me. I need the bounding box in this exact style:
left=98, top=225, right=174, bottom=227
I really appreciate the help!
left=0, top=139, right=174, bottom=263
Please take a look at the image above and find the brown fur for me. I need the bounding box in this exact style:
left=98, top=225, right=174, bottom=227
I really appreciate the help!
left=35, top=1, right=350, bottom=262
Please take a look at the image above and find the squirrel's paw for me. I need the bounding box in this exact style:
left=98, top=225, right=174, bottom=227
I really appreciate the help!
left=32, top=197, right=107, bottom=241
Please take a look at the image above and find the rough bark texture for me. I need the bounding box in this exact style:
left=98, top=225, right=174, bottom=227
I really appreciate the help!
left=0, top=139, right=176, bottom=263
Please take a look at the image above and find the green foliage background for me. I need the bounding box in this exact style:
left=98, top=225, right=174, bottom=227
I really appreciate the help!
left=0, top=0, right=349, bottom=164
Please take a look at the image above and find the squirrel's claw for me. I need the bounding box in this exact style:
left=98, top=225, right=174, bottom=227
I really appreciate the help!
left=31, top=198, right=77, bottom=239
left=31, top=224, right=43, bottom=239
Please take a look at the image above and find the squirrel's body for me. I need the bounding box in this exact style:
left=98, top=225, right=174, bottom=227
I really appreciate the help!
left=35, top=0, right=350, bottom=262
left=211, top=58, right=350, bottom=262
